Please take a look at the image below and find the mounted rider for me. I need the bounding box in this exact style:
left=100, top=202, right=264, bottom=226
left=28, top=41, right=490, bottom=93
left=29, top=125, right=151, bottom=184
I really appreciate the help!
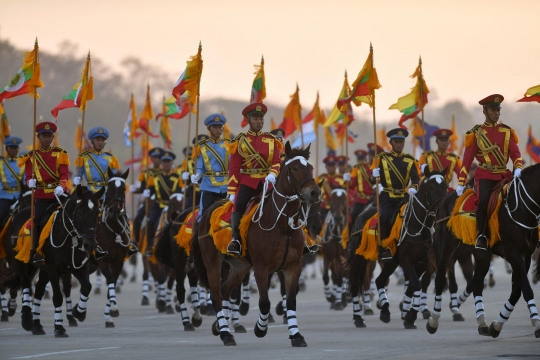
left=18, top=122, right=71, bottom=264
left=419, top=128, right=462, bottom=188
left=318, top=154, right=345, bottom=221
left=348, top=146, right=379, bottom=223
left=371, top=128, right=420, bottom=262
left=226, top=103, right=282, bottom=256
left=269, top=128, right=286, bottom=161
left=191, top=114, right=230, bottom=219
left=456, top=94, right=523, bottom=251
left=0, top=136, right=25, bottom=223
left=181, top=136, right=205, bottom=211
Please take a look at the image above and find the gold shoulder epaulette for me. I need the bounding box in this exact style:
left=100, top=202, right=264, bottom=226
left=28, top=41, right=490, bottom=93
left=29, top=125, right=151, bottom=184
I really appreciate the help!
left=466, top=124, right=481, bottom=134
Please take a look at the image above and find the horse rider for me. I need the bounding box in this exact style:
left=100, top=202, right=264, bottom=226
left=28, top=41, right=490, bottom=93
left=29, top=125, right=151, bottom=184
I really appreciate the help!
left=130, top=147, right=164, bottom=251
left=191, top=114, right=230, bottom=219
left=18, top=122, right=71, bottom=264
left=456, top=94, right=523, bottom=251
left=226, top=103, right=282, bottom=256
left=74, top=126, right=138, bottom=257
left=419, top=128, right=462, bottom=190
left=144, top=151, right=182, bottom=255
left=269, top=128, right=286, bottom=161
left=348, top=148, right=375, bottom=224
left=371, top=128, right=420, bottom=262
left=0, top=136, right=25, bottom=223
left=181, top=136, right=206, bottom=210
left=318, top=154, right=345, bottom=222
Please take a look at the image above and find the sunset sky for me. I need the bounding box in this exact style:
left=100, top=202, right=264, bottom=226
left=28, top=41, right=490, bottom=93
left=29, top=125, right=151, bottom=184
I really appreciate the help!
left=2, top=0, right=540, bottom=122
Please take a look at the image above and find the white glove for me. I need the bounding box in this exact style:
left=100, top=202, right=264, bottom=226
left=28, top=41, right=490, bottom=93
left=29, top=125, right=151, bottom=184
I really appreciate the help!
left=54, top=186, right=64, bottom=196
left=73, top=176, right=81, bottom=186
left=420, top=164, right=428, bottom=175
left=129, top=186, right=138, bottom=193
left=191, top=174, right=200, bottom=184
left=343, top=173, right=351, bottom=181
left=377, top=183, right=383, bottom=194
left=28, top=179, right=37, bottom=189
left=456, top=185, right=465, bottom=197
left=372, top=168, right=380, bottom=178
left=151, top=194, right=156, bottom=200
left=170, top=193, right=184, bottom=202
left=229, top=194, right=235, bottom=203
left=408, top=188, right=417, bottom=196
left=143, top=189, right=151, bottom=198
left=514, top=168, right=522, bottom=178
left=265, top=173, right=276, bottom=184
left=182, top=172, right=190, bottom=181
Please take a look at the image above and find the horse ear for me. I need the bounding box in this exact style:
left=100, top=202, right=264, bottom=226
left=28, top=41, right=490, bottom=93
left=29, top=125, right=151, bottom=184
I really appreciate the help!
left=329, top=181, right=336, bottom=190
left=318, top=179, right=325, bottom=188
left=424, top=166, right=431, bottom=178
left=441, top=167, right=449, bottom=176
left=285, top=141, right=292, bottom=158
left=122, top=168, right=130, bottom=180
left=95, top=186, right=106, bottom=200
left=107, top=167, right=114, bottom=178
left=304, top=143, right=311, bottom=159
left=76, top=184, right=84, bottom=199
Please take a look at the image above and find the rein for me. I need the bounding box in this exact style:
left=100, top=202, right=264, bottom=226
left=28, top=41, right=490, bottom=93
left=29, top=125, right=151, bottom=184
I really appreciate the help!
left=100, top=176, right=130, bottom=247
left=504, top=176, right=540, bottom=230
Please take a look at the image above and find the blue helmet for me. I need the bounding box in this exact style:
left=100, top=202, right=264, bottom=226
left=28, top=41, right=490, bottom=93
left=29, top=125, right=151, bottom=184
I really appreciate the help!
left=4, top=136, right=22, bottom=146
left=88, top=127, right=109, bottom=140
left=204, top=114, right=227, bottom=127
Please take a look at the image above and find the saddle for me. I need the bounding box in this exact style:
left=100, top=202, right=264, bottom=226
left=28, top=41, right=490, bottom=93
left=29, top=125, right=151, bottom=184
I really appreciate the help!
left=459, top=179, right=508, bottom=219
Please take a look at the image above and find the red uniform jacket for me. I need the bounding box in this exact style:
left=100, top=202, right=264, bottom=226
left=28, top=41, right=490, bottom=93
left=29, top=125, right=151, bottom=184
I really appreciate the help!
left=18, top=146, right=70, bottom=199
left=317, top=173, right=344, bottom=210
left=349, top=161, right=374, bottom=205
left=458, top=122, right=523, bottom=186
left=419, top=150, right=462, bottom=184
left=227, top=130, right=282, bottom=195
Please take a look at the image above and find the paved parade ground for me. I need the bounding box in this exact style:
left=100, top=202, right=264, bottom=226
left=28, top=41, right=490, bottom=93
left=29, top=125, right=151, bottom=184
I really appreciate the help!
left=1, top=257, right=539, bottom=360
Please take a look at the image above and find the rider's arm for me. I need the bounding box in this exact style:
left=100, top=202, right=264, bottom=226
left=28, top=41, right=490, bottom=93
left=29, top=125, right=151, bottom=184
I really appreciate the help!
left=508, top=129, right=523, bottom=170
left=227, top=142, right=241, bottom=195
left=458, top=133, right=478, bottom=187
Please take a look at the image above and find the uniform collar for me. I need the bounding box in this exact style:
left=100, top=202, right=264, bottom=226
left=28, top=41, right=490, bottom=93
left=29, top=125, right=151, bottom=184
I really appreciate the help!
left=161, top=170, right=172, bottom=176
left=390, top=150, right=404, bottom=157
left=6, top=157, right=16, bottom=161
left=247, top=130, right=263, bottom=136
left=209, top=137, right=222, bottom=144
left=356, top=161, right=366, bottom=166
left=435, top=150, right=447, bottom=156
left=483, top=121, right=498, bottom=128
left=39, top=146, right=52, bottom=153
left=91, top=148, right=104, bottom=155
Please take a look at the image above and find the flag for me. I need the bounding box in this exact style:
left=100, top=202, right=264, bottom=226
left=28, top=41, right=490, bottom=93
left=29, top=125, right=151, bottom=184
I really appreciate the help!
left=241, top=56, right=266, bottom=127
left=219, top=110, right=235, bottom=140
left=337, top=46, right=381, bottom=109
left=160, top=116, right=172, bottom=149
left=0, top=43, right=43, bottom=102
left=156, top=95, right=191, bottom=120
left=324, top=125, right=337, bottom=151
left=291, top=94, right=320, bottom=148
left=278, top=84, right=302, bottom=137
left=449, top=115, right=459, bottom=152
left=335, top=123, right=356, bottom=146
left=74, top=119, right=91, bottom=152
left=377, top=126, right=391, bottom=151
left=139, top=85, right=159, bottom=138
left=172, top=44, right=203, bottom=108
left=0, top=102, right=10, bottom=139
left=123, top=94, right=138, bottom=146
left=51, top=53, right=94, bottom=118
left=527, top=125, right=540, bottom=163
left=323, top=74, right=355, bottom=127
left=389, top=59, right=429, bottom=129
left=270, top=117, right=277, bottom=130
left=517, top=84, right=540, bottom=103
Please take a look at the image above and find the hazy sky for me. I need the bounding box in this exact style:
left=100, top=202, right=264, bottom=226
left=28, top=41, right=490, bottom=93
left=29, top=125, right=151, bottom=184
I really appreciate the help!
left=2, top=0, right=539, bottom=122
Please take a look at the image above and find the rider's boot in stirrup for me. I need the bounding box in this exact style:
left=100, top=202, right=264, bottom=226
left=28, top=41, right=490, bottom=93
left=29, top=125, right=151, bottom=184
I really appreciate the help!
left=227, top=212, right=242, bottom=256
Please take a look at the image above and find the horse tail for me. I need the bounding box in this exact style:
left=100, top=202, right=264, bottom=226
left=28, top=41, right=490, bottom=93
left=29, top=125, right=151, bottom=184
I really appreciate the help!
left=534, top=250, right=540, bottom=283
left=190, top=229, right=209, bottom=289
left=0, top=261, right=36, bottom=291
left=155, top=221, right=174, bottom=268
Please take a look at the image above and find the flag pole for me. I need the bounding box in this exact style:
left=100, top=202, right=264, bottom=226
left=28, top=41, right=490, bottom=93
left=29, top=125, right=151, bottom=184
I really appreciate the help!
left=298, top=83, right=304, bottom=147
left=77, top=52, right=91, bottom=162
left=130, top=116, right=135, bottom=220
left=369, top=43, right=382, bottom=247
left=419, top=57, right=426, bottom=152
left=144, top=83, right=151, bottom=243
left=183, top=104, right=192, bottom=210
left=315, top=92, right=320, bottom=177
left=161, top=95, right=166, bottom=148
left=30, top=38, right=39, bottom=256
left=191, top=42, right=202, bottom=223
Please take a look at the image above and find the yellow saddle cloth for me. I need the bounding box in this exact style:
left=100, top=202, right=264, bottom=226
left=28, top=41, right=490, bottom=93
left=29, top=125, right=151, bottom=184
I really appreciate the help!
left=14, top=212, right=57, bottom=264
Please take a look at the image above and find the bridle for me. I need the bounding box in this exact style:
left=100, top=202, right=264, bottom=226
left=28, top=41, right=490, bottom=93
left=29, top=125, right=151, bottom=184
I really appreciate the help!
left=100, top=176, right=130, bottom=247
left=505, top=176, right=540, bottom=230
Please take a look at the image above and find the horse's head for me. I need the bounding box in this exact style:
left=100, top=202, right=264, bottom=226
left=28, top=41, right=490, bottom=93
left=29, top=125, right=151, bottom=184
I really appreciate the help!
left=103, top=168, right=129, bottom=218
left=420, top=167, right=449, bottom=210
left=167, top=192, right=184, bottom=222
left=329, top=185, right=348, bottom=224
left=305, top=200, right=323, bottom=239
left=280, top=142, right=321, bottom=204
left=17, top=180, right=32, bottom=210
left=72, top=185, right=106, bottom=254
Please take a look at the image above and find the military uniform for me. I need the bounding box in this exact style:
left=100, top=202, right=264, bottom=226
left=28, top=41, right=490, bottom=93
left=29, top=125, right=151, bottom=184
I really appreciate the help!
left=270, top=128, right=286, bottom=161
left=181, top=138, right=203, bottom=210
left=18, top=122, right=70, bottom=263
left=194, top=114, right=230, bottom=216
left=318, top=155, right=345, bottom=221
left=419, top=129, right=462, bottom=185
left=74, top=127, right=121, bottom=192
left=0, top=137, right=25, bottom=222
left=457, top=94, right=523, bottom=250
left=349, top=149, right=373, bottom=222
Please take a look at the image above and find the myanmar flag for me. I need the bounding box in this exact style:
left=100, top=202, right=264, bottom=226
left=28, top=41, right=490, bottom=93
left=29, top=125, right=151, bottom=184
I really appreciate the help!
left=156, top=95, right=190, bottom=120
left=323, top=75, right=355, bottom=127
left=389, top=61, right=429, bottom=129
left=517, top=84, right=540, bottom=103
left=172, top=45, right=203, bottom=108
left=242, top=57, right=266, bottom=127
left=0, top=47, right=43, bottom=102
left=527, top=125, right=540, bottom=163
left=139, top=85, right=159, bottom=139
left=0, top=102, right=10, bottom=139
left=51, top=54, right=94, bottom=118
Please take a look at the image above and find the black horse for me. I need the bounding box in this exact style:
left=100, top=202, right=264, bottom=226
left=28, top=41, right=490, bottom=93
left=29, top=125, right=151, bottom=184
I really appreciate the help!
left=427, top=164, right=540, bottom=338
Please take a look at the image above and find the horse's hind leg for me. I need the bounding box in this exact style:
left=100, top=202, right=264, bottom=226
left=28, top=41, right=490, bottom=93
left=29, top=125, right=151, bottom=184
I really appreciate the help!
left=283, top=261, right=307, bottom=347
left=489, top=269, right=522, bottom=338
left=229, top=285, right=247, bottom=333
left=8, top=287, right=17, bottom=316
left=0, top=286, right=8, bottom=321
left=48, top=268, right=68, bottom=337
left=31, top=271, right=49, bottom=335
left=471, top=250, right=491, bottom=336
left=239, top=272, right=250, bottom=316
left=186, top=264, right=202, bottom=328
left=376, top=260, right=398, bottom=324
left=419, top=270, right=432, bottom=319
left=349, top=254, right=367, bottom=327
left=321, top=247, right=333, bottom=303
left=140, top=257, right=150, bottom=306
left=457, top=253, right=473, bottom=308
left=98, top=263, right=118, bottom=327
left=276, top=271, right=287, bottom=323
left=362, top=261, right=376, bottom=316
left=166, top=269, right=175, bottom=314
left=61, top=273, right=78, bottom=327
left=20, top=265, right=33, bottom=332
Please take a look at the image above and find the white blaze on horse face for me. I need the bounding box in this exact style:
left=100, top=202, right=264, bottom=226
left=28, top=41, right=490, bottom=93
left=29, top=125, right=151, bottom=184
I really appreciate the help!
left=88, top=200, right=95, bottom=209
left=429, top=174, right=444, bottom=184
left=109, top=176, right=126, bottom=188
left=285, top=156, right=308, bottom=167
left=331, top=189, right=347, bottom=197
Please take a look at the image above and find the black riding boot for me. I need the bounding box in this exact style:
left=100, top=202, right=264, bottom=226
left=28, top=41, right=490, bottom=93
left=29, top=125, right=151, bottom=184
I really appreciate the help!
left=31, top=229, right=45, bottom=264
left=94, top=245, right=109, bottom=260
left=475, top=234, right=488, bottom=251
left=127, top=243, right=139, bottom=257
left=378, top=245, right=393, bottom=262
left=227, top=212, right=242, bottom=256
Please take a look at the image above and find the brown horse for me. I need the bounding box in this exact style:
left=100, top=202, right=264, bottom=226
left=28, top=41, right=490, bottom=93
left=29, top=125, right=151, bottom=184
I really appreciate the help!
left=192, top=142, right=321, bottom=347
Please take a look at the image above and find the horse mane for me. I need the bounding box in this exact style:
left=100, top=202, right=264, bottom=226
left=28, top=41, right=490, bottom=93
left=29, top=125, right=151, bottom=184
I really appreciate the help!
left=285, top=146, right=311, bottom=161
left=520, top=163, right=540, bottom=178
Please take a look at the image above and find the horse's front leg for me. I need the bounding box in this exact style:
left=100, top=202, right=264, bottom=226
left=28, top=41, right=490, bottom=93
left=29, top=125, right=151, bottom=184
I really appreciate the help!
left=401, top=258, right=422, bottom=329
left=97, top=262, right=117, bottom=327
left=71, top=266, right=91, bottom=325
left=61, top=273, right=77, bottom=327
left=471, top=249, right=491, bottom=336
left=376, top=260, right=399, bottom=324
left=47, top=267, right=68, bottom=337
left=283, top=258, right=307, bottom=347
left=20, top=264, right=34, bottom=332
left=0, top=286, right=8, bottom=321
left=30, top=270, right=49, bottom=335
left=321, top=245, right=333, bottom=303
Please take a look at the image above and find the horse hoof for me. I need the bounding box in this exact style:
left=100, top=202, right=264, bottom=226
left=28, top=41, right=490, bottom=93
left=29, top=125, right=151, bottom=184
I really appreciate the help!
left=376, top=299, right=382, bottom=310
left=184, top=323, right=196, bottom=331
left=130, top=275, right=136, bottom=283
left=535, top=328, right=540, bottom=338
left=199, top=304, right=207, bottom=315
left=254, top=324, right=268, bottom=338
left=157, top=300, right=167, bottom=313
left=110, top=308, right=120, bottom=318
left=403, top=321, right=417, bottom=329
left=364, top=308, right=374, bottom=316
left=268, top=312, right=275, bottom=324
left=422, top=309, right=431, bottom=320
left=175, top=304, right=182, bottom=312
left=67, top=315, right=78, bottom=327
left=1, top=311, right=9, bottom=322
left=290, top=332, right=307, bottom=347
left=44, top=291, right=50, bottom=300
left=32, top=323, right=46, bottom=335
left=489, top=322, right=500, bottom=338
left=9, top=306, right=16, bottom=317
left=426, top=321, right=438, bottom=334
left=239, top=301, right=250, bottom=316
left=191, top=315, right=202, bottom=328
left=105, top=321, right=115, bottom=328
left=141, top=296, right=150, bottom=306
left=166, top=306, right=175, bottom=315
left=328, top=294, right=336, bottom=303
left=212, top=320, right=220, bottom=336
left=329, top=303, right=335, bottom=310
left=354, top=316, right=366, bottom=328
left=275, top=301, right=284, bottom=316
left=333, top=302, right=344, bottom=311
left=116, top=287, right=122, bottom=294
left=478, top=325, right=490, bottom=336
left=206, top=306, right=216, bottom=317
left=21, top=306, right=33, bottom=331
left=72, top=305, right=87, bottom=322
left=399, top=300, right=404, bottom=312
left=186, top=294, right=192, bottom=303
left=234, top=324, right=247, bottom=333
left=220, top=332, right=236, bottom=346
left=453, top=313, right=465, bottom=322
left=94, top=288, right=101, bottom=295
left=54, top=326, right=69, bottom=338
left=379, top=303, right=391, bottom=324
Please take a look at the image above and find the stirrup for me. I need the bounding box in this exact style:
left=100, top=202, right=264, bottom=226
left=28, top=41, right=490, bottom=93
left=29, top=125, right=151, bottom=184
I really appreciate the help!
left=127, top=243, right=139, bottom=257
left=475, top=235, right=488, bottom=251
left=378, top=247, right=393, bottom=262
left=227, top=239, right=241, bottom=256
left=303, top=243, right=321, bottom=255
left=32, top=252, right=45, bottom=264
left=94, top=246, right=109, bottom=260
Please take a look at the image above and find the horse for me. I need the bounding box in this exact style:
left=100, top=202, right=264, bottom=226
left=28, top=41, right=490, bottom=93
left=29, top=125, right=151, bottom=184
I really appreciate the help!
left=192, top=142, right=321, bottom=347
left=320, top=186, right=348, bottom=310
left=348, top=168, right=449, bottom=329
left=427, top=164, right=540, bottom=338
left=0, top=185, right=105, bottom=337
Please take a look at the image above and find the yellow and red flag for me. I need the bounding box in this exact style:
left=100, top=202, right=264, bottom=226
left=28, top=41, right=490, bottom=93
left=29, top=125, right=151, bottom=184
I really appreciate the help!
left=324, top=73, right=355, bottom=127
left=139, top=84, right=159, bottom=138
left=0, top=41, right=43, bottom=102
left=241, top=56, right=266, bottom=127
left=278, top=84, right=302, bottom=137
left=517, top=84, right=540, bottom=103
left=0, top=102, right=10, bottom=140
left=172, top=43, right=203, bottom=108
left=449, top=115, right=459, bottom=152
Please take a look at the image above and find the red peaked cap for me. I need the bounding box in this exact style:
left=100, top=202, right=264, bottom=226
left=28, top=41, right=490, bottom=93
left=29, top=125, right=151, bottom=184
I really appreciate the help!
left=242, top=103, right=267, bottom=117
left=366, top=143, right=384, bottom=154
left=479, top=94, right=504, bottom=108
left=433, top=129, right=453, bottom=138
left=323, top=155, right=338, bottom=165
left=354, top=149, right=368, bottom=157
left=36, top=121, right=57, bottom=134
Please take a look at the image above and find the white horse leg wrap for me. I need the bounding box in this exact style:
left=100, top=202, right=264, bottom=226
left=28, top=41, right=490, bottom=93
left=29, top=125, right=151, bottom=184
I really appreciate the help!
left=32, top=298, right=41, bottom=320
left=65, top=297, right=73, bottom=316
left=497, top=300, right=514, bottom=324
left=433, top=295, right=442, bottom=316
left=108, top=284, right=117, bottom=305
left=282, top=295, right=287, bottom=312
left=96, top=273, right=102, bottom=289
left=370, top=279, right=376, bottom=295
left=412, top=291, right=421, bottom=312
left=378, top=288, right=389, bottom=307
left=142, top=280, right=149, bottom=298
left=54, top=307, right=63, bottom=325
left=352, top=296, right=361, bottom=316
left=231, top=302, right=240, bottom=326
left=190, top=287, right=200, bottom=308
left=363, top=291, right=371, bottom=307
left=22, top=288, right=31, bottom=308
left=335, top=284, right=342, bottom=304
left=199, top=286, right=207, bottom=306
left=324, top=284, right=332, bottom=300
left=403, top=280, right=409, bottom=292
left=402, top=295, right=412, bottom=312
left=222, top=300, right=230, bottom=319
left=216, top=310, right=230, bottom=333
left=458, top=290, right=470, bottom=305
left=78, top=294, right=88, bottom=312
left=242, top=284, right=250, bottom=305
left=158, top=284, right=165, bottom=301
left=527, top=299, right=539, bottom=322
left=450, top=293, right=459, bottom=313
left=206, top=292, right=212, bottom=306
left=474, top=296, right=485, bottom=319
left=287, top=310, right=299, bottom=336
left=419, top=292, right=428, bottom=312
left=257, top=312, right=269, bottom=331
left=104, top=299, right=111, bottom=321
left=166, top=289, right=172, bottom=307
left=180, top=303, right=190, bottom=325
left=1, top=293, right=8, bottom=312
